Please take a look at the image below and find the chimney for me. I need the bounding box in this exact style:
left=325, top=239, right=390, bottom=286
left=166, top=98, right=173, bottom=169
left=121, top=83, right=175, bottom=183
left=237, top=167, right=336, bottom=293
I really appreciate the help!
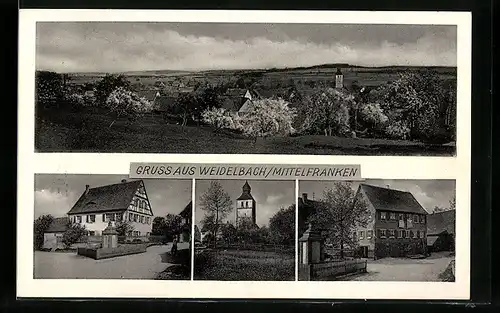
left=121, top=179, right=127, bottom=183
left=85, top=185, right=90, bottom=195
left=302, top=193, right=308, bottom=201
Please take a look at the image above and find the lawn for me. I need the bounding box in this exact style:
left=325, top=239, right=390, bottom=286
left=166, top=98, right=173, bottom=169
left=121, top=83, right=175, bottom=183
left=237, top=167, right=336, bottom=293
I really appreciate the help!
left=194, top=249, right=295, bottom=281
left=35, top=110, right=455, bottom=155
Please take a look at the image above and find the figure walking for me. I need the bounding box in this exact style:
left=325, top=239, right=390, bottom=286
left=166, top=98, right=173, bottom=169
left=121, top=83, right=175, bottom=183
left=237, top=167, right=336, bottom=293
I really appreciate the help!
left=171, top=235, right=178, bottom=256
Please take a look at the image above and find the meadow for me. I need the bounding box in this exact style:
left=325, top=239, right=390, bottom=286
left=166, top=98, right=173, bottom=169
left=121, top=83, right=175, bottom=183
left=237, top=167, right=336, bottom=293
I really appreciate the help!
left=194, top=248, right=295, bottom=281
left=35, top=109, right=454, bottom=155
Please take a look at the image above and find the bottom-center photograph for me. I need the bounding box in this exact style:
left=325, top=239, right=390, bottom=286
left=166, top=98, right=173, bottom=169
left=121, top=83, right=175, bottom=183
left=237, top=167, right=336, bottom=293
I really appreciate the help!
left=194, top=180, right=296, bottom=281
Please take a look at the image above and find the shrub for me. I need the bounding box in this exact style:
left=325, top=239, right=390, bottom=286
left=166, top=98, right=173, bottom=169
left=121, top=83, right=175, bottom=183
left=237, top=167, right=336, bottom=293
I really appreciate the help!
left=385, top=120, right=411, bottom=140
left=62, top=223, right=87, bottom=249
left=105, top=87, right=153, bottom=124
left=358, top=102, right=389, bottom=131
left=34, top=214, right=54, bottom=250
left=201, top=107, right=237, bottom=131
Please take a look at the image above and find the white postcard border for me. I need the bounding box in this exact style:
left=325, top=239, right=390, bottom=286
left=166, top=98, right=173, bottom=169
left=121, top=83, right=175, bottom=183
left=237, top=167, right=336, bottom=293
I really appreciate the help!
left=18, top=9, right=471, bottom=300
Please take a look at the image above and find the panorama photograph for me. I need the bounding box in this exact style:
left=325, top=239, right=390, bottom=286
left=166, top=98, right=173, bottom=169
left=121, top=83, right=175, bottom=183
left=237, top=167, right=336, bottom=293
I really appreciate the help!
left=35, top=22, right=456, bottom=155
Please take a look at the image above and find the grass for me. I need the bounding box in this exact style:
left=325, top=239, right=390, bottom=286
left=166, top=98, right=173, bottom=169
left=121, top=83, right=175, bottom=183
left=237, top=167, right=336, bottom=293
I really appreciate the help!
left=194, top=249, right=294, bottom=281
left=35, top=110, right=455, bottom=155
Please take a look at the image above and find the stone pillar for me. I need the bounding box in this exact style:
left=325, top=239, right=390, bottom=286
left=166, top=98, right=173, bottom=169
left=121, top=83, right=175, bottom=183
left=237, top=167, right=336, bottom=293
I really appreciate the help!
left=102, top=221, right=119, bottom=249
left=299, top=223, right=323, bottom=265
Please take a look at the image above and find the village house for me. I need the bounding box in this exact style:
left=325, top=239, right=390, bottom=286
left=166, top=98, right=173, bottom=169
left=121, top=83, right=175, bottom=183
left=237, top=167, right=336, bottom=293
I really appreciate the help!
left=298, top=183, right=429, bottom=259
left=426, top=210, right=455, bottom=253
left=177, top=201, right=192, bottom=243
left=351, top=184, right=428, bottom=259
left=42, top=217, right=70, bottom=250
left=66, top=179, right=154, bottom=237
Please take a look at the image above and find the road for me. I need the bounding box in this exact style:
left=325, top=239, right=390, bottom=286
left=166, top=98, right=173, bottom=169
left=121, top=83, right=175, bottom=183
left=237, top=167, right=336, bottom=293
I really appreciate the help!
left=346, top=253, right=454, bottom=281
left=34, top=243, right=189, bottom=279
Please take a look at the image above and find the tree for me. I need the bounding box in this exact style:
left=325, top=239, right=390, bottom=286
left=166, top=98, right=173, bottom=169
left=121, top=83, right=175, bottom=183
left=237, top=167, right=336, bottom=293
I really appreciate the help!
left=220, top=222, right=237, bottom=244
left=239, top=98, right=297, bottom=141
left=62, top=223, right=87, bottom=249
left=152, top=216, right=167, bottom=235
left=201, top=107, right=236, bottom=132
left=35, top=71, right=64, bottom=111
left=104, top=87, right=153, bottom=127
left=357, top=102, right=389, bottom=136
left=375, top=70, right=449, bottom=142
left=300, top=88, right=353, bottom=136
left=308, top=182, right=370, bottom=259
left=449, top=194, right=456, bottom=210
left=151, top=214, right=183, bottom=241
left=170, top=93, right=200, bottom=127
left=269, top=205, right=295, bottom=246
left=34, top=214, right=54, bottom=250
left=116, top=221, right=134, bottom=236
left=95, top=74, right=131, bottom=105
left=199, top=181, right=233, bottom=248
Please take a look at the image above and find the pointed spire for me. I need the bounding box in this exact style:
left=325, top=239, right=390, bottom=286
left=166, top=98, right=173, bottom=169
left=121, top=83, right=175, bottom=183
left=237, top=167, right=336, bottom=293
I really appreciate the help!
left=242, top=180, right=251, bottom=193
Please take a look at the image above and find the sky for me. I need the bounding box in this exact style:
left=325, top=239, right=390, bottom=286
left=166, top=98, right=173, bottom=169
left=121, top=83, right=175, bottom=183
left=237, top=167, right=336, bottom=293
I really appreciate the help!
left=36, top=22, right=457, bottom=73
left=299, top=179, right=456, bottom=213
left=195, top=180, right=295, bottom=227
left=34, top=174, right=192, bottom=219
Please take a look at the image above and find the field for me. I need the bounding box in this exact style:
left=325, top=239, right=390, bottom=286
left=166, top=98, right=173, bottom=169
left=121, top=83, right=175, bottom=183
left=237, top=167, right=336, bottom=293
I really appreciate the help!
left=194, top=249, right=295, bottom=281
left=36, top=110, right=455, bottom=155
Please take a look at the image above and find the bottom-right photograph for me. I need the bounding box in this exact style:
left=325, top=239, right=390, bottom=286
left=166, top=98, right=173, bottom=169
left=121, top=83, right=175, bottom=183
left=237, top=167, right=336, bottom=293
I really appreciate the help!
left=298, top=179, right=456, bottom=282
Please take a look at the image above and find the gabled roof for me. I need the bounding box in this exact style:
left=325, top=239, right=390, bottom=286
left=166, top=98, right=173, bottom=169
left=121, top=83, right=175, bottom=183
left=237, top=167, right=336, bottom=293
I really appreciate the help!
left=220, top=96, right=248, bottom=112
left=179, top=201, right=192, bottom=218
left=225, top=88, right=249, bottom=98
left=359, top=184, right=428, bottom=215
left=427, top=210, right=455, bottom=235
left=45, top=217, right=70, bottom=233
left=67, top=180, right=143, bottom=215
left=136, top=90, right=159, bottom=102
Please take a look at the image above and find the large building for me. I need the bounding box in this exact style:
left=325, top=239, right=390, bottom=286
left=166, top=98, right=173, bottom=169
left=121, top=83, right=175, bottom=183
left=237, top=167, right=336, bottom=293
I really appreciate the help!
left=426, top=210, right=455, bottom=253
left=235, top=181, right=257, bottom=227
left=298, top=183, right=429, bottom=259
left=351, top=184, right=428, bottom=259
left=67, top=179, right=154, bottom=236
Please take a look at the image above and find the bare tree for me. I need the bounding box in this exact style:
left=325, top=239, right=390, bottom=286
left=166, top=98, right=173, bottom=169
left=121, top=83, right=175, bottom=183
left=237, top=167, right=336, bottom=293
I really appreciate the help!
left=199, top=181, right=233, bottom=248
left=308, top=182, right=370, bottom=259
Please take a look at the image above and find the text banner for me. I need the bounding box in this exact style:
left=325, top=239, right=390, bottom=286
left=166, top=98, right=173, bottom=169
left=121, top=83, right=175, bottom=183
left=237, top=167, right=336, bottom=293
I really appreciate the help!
left=129, top=163, right=362, bottom=180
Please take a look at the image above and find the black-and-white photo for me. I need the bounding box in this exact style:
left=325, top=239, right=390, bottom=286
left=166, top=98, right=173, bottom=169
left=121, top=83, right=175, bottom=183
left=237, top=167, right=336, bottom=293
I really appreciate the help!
left=33, top=174, right=192, bottom=280
left=298, top=179, right=456, bottom=281
left=35, top=22, right=456, bottom=156
left=193, top=180, right=295, bottom=281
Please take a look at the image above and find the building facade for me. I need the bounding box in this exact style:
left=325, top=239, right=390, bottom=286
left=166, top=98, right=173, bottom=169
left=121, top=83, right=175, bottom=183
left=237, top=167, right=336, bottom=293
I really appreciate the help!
left=66, top=179, right=154, bottom=236
left=235, top=181, right=257, bottom=227
left=352, top=184, right=428, bottom=259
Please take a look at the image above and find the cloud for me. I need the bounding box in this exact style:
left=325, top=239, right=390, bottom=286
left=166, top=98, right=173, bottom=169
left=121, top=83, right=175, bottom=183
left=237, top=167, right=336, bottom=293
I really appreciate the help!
left=34, top=189, right=76, bottom=218
left=36, top=25, right=457, bottom=73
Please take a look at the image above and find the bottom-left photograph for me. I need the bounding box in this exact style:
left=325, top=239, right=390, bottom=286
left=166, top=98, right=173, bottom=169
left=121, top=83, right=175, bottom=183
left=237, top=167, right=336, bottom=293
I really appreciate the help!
left=33, top=174, right=192, bottom=280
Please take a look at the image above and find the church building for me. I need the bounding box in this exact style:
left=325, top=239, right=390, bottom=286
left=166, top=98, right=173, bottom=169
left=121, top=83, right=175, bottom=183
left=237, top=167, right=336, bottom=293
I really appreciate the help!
left=235, top=181, right=257, bottom=227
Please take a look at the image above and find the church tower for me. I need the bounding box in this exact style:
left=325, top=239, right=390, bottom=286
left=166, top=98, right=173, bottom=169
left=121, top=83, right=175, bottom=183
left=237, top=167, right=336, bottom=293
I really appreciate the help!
left=235, top=181, right=256, bottom=227
left=335, top=68, right=344, bottom=89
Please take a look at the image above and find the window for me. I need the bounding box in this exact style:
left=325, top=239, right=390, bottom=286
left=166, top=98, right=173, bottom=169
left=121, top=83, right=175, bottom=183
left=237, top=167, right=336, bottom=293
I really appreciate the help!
left=86, top=215, right=95, bottom=223
left=76, top=216, right=82, bottom=223
left=129, top=213, right=133, bottom=222
left=88, top=231, right=95, bottom=236
left=410, top=230, right=415, bottom=238
left=390, top=212, right=396, bottom=220
left=413, top=214, right=419, bottom=223
left=420, top=215, right=426, bottom=224
left=367, top=230, right=373, bottom=239
left=379, top=229, right=386, bottom=238
left=359, top=231, right=364, bottom=239
left=140, top=216, right=145, bottom=224
left=402, top=230, right=407, bottom=238
left=389, top=229, right=396, bottom=238
left=104, top=213, right=115, bottom=222
left=406, top=230, right=411, bottom=238
left=399, top=214, right=404, bottom=220
left=134, top=214, right=138, bottom=222
left=116, top=213, right=123, bottom=222
left=146, top=217, right=150, bottom=224
left=380, top=212, right=387, bottom=220
left=398, top=230, right=403, bottom=238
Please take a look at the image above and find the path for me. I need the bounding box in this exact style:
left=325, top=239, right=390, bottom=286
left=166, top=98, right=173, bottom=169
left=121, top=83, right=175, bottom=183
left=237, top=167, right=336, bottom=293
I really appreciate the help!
left=34, top=243, right=189, bottom=279
left=345, top=253, right=454, bottom=281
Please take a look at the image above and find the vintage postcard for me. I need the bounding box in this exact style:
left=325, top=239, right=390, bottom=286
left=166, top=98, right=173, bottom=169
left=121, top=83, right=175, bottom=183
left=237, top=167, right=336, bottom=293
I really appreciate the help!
left=17, top=9, right=471, bottom=300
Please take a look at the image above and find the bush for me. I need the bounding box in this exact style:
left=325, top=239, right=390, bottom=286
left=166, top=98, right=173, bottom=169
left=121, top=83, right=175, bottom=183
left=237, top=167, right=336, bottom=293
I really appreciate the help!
left=385, top=120, right=411, bottom=140
left=34, top=215, right=54, bottom=250
left=62, top=223, right=87, bottom=249
left=358, top=102, right=389, bottom=133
